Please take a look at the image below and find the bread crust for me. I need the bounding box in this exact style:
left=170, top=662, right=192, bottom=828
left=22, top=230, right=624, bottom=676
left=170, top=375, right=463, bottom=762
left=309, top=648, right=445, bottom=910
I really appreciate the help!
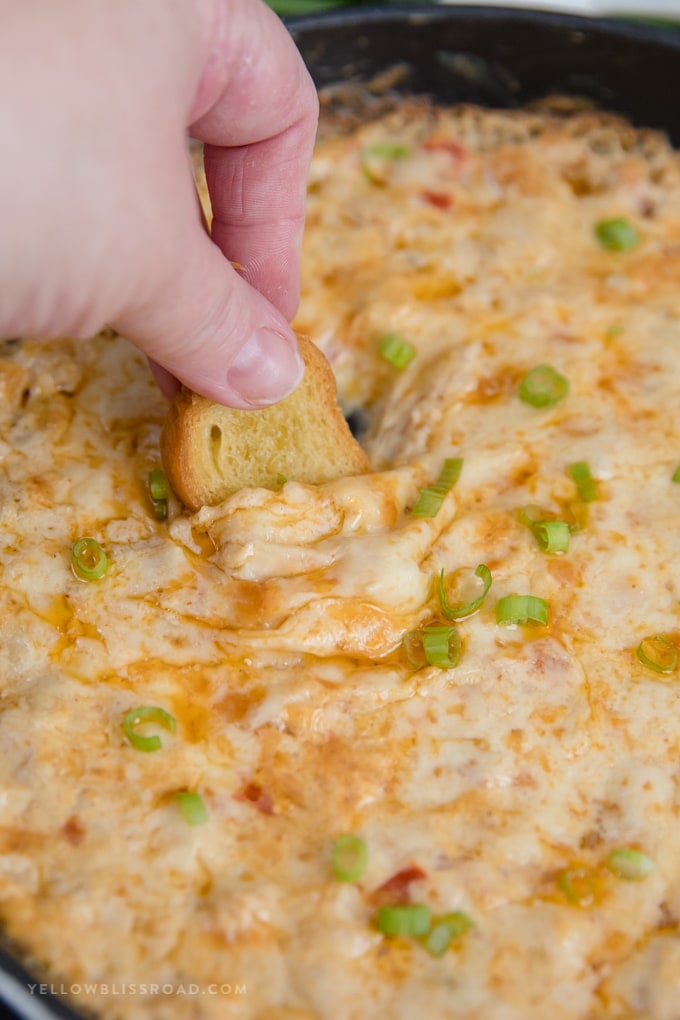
left=160, top=335, right=370, bottom=510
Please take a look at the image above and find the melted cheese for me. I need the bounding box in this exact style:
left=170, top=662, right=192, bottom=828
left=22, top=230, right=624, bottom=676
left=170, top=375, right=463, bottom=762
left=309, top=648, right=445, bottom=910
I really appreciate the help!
left=2, top=103, right=680, bottom=1020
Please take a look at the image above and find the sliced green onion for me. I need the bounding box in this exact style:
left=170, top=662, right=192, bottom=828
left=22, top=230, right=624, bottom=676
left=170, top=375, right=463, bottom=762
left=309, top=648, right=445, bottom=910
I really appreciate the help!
left=404, top=625, right=462, bottom=669
left=360, top=142, right=409, bottom=183
left=496, top=594, right=549, bottom=626
left=331, top=834, right=368, bottom=883
left=606, top=847, right=655, bottom=881
left=148, top=470, right=169, bottom=520
left=403, top=630, right=428, bottom=669
left=569, top=461, right=599, bottom=503
left=422, top=625, right=462, bottom=668
left=123, top=705, right=177, bottom=752
left=411, top=458, right=463, bottom=518
left=411, top=489, right=447, bottom=519
left=636, top=634, right=678, bottom=674
left=423, top=912, right=474, bottom=957
left=363, top=142, right=410, bottom=160
left=376, top=903, right=431, bottom=938
left=423, top=921, right=452, bottom=958
left=518, top=365, right=569, bottom=408
left=517, top=504, right=549, bottom=528
left=531, top=520, right=571, bottom=555
left=378, top=333, right=416, bottom=370
left=439, top=564, right=492, bottom=619
left=518, top=507, right=571, bottom=554
left=672, top=464, right=680, bottom=483
left=173, top=790, right=208, bottom=826
left=595, top=217, right=639, bottom=252
left=148, top=469, right=169, bottom=502
left=275, top=473, right=287, bottom=488
left=567, top=499, right=589, bottom=533
left=557, top=865, right=598, bottom=907
left=71, top=537, right=109, bottom=581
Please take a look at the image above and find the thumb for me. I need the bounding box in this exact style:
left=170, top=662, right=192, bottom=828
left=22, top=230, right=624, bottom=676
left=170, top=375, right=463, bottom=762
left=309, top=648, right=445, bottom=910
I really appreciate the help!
left=114, top=222, right=304, bottom=410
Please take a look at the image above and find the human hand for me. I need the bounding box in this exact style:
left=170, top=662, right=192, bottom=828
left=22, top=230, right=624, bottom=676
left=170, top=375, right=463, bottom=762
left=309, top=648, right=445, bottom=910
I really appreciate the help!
left=0, top=0, right=318, bottom=408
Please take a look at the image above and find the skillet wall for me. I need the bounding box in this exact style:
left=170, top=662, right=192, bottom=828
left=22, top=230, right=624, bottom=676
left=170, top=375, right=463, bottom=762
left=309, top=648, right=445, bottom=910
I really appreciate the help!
left=288, top=5, right=680, bottom=142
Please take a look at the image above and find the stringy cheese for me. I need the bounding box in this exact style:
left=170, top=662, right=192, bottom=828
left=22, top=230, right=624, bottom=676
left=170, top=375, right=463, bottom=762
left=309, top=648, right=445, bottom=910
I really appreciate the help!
left=1, top=101, right=680, bottom=1019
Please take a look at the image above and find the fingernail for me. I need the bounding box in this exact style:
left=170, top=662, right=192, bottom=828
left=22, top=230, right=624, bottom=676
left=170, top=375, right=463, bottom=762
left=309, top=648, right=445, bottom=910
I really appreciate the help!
left=226, top=327, right=304, bottom=407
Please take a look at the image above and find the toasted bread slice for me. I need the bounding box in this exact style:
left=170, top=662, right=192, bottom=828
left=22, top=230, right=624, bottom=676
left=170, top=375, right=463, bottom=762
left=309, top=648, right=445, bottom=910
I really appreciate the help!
left=160, top=336, right=371, bottom=511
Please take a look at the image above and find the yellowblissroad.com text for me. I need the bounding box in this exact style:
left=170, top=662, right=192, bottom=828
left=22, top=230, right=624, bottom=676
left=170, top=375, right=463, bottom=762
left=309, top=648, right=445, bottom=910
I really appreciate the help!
left=28, top=983, right=247, bottom=997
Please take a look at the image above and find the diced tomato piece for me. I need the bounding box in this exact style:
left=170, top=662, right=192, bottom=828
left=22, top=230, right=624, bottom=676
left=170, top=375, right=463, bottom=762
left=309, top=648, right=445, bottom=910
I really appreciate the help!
left=372, top=864, right=427, bottom=905
left=421, top=190, right=452, bottom=209
left=234, top=781, right=274, bottom=815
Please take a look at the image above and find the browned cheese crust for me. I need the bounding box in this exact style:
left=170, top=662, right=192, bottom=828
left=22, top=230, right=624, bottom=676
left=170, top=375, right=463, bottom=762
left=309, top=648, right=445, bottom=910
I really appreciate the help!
left=3, top=98, right=680, bottom=1020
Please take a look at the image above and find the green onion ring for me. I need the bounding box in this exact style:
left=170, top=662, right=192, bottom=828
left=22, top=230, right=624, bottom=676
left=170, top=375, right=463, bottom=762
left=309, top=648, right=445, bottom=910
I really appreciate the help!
left=148, top=469, right=169, bottom=502
left=148, top=469, right=169, bottom=521
left=376, top=903, right=431, bottom=938
left=517, top=504, right=550, bottom=528
left=439, top=564, right=492, bottom=619
left=672, top=464, right=680, bottom=484
left=378, top=333, right=416, bottom=370
left=595, top=217, right=639, bottom=252
left=331, top=834, right=368, bottom=883
left=531, top=520, right=570, bottom=555
left=496, top=594, right=549, bottom=626
left=71, top=537, right=109, bottom=581
left=173, top=791, right=208, bottom=827
left=423, top=912, right=474, bottom=957
left=403, top=625, right=462, bottom=669
left=557, top=865, right=598, bottom=907
left=606, top=847, right=655, bottom=881
left=359, top=142, right=410, bottom=182
left=636, top=635, right=678, bottom=674
left=123, top=705, right=177, bottom=752
left=518, top=365, right=569, bottom=408
left=567, top=499, right=589, bottom=533
left=569, top=461, right=600, bottom=503
left=422, top=625, right=462, bottom=668
left=410, top=489, right=446, bottom=519
left=411, top=458, right=463, bottom=518
left=362, top=141, right=410, bottom=160
left=403, top=630, right=428, bottom=669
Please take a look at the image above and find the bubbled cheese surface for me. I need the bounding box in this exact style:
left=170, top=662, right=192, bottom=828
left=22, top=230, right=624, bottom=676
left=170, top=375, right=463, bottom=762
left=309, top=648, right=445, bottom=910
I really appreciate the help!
left=2, top=102, right=680, bottom=1020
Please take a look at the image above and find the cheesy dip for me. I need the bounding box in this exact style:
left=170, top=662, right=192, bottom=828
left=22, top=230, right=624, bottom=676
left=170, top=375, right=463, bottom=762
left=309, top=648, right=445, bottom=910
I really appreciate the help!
left=2, top=98, right=680, bottom=1020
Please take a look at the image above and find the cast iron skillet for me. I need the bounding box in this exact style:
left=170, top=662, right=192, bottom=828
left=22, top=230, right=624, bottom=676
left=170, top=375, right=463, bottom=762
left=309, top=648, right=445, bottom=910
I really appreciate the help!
left=289, top=4, right=680, bottom=141
left=2, top=6, right=680, bottom=1020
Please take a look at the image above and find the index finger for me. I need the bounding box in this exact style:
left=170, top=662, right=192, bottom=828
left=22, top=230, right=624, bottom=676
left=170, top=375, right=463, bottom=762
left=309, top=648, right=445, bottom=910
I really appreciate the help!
left=189, top=0, right=319, bottom=321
